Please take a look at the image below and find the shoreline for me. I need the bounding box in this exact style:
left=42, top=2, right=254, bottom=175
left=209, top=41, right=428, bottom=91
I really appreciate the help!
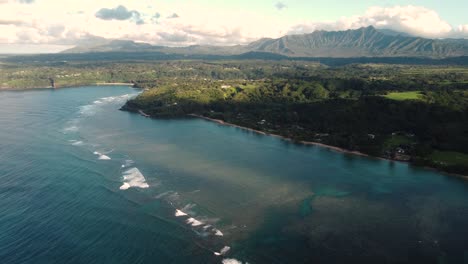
left=95, top=82, right=134, bottom=86
left=188, top=114, right=371, bottom=157
left=184, top=114, right=468, bottom=179
left=0, top=82, right=134, bottom=91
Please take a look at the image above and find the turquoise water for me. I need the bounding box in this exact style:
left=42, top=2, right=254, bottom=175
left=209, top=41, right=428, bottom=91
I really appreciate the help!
left=1, top=86, right=468, bottom=264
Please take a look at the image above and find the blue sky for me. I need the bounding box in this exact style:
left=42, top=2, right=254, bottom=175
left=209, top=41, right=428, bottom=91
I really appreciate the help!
left=0, top=0, right=467, bottom=53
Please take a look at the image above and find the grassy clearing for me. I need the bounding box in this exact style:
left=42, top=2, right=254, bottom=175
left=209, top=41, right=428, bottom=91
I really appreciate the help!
left=430, top=151, right=468, bottom=166
left=383, top=135, right=415, bottom=149
left=383, top=91, right=424, bottom=101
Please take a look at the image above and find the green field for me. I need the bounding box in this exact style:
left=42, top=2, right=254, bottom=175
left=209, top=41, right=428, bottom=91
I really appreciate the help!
left=430, top=151, right=468, bottom=166
left=383, top=135, right=415, bottom=150
left=383, top=91, right=424, bottom=101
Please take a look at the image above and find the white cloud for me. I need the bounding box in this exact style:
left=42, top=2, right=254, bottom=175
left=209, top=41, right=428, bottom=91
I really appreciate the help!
left=458, top=25, right=468, bottom=35
left=289, top=5, right=467, bottom=39
left=0, top=2, right=466, bottom=50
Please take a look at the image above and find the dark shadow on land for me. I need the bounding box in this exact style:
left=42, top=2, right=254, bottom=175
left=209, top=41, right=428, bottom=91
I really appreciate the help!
left=4, top=51, right=468, bottom=67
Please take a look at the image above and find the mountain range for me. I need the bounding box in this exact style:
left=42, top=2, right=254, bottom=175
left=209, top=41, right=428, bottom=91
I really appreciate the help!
left=63, top=26, right=468, bottom=58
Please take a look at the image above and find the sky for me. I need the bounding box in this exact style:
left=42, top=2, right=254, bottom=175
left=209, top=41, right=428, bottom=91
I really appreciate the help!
left=0, top=0, right=467, bottom=53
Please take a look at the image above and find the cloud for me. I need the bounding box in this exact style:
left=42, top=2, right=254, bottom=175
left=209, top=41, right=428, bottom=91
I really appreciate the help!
left=167, top=13, right=179, bottom=19
left=95, top=5, right=133, bottom=20
left=288, top=5, right=457, bottom=38
left=0, top=19, right=25, bottom=26
left=275, top=2, right=286, bottom=11
left=458, top=25, right=468, bottom=35
left=158, top=32, right=188, bottom=42
left=95, top=5, right=143, bottom=24
left=0, top=2, right=467, bottom=50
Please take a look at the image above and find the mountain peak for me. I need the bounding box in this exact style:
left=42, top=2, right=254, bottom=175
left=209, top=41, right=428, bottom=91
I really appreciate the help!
left=62, top=27, right=468, bottom=58
left=248, top=27, right=468, bottom=57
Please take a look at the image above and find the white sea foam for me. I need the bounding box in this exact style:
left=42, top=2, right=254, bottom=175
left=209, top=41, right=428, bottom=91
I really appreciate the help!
left=99, top=154, right=111, bottom=160
left=79, top=105, right=96, bottom=116
left=175, top=209, right=188, bottom=217
left=186, top=218, right=203, bottom=227
left=215, top=246, right=231, bottom=256
left=222, top=259, right=242, bottom=264
left=93, top=151, right=111, bottom=160
left=203, top=225, right=212, bottom=230
left=220, top=246, right=230, bottom=255
left=120, top=183, right=131, bottom=190
left=79, top=94, right=133, bottom=118
left=214, top=229, right=224, bottom=236
left=120, top=168, right=149, bottom=190
left=100, top=94, right=133, bottom=104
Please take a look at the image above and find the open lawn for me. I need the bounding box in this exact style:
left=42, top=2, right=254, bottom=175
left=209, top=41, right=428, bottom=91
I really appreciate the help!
left=383, top=135, right=415, bottom=150
left=430, top=151, right=468, bottom=166
left=383, top=91, right=424, bottom=101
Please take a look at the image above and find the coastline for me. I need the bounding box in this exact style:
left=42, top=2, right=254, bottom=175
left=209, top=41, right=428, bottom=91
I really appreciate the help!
left=187, top=114, right=371, bottom=157
left=183, top=114, right=468, bottom=179
left=95, top=82, right=134, bottom=86
left=0, top=83, right=135, bottom=91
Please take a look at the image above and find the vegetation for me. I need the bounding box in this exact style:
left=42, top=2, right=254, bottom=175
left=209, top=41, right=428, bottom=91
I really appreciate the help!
left=1, top=58, right=467, bottom=175
left=383, top=91, right=423, bottom=101
left=121, top=62, right=468, bottom=175
left=431, top=151, right=468, bottom=166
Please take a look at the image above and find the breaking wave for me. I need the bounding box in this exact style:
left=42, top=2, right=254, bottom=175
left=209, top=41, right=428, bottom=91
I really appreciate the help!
left=175, top=209, right=188, bottom=217
left=93, top=151, right=111, bottom=160
left=214, top=246, right=231, bottom=256
left=186, top=217, right=204, bottom=227
left=214, top=229, right=224, bottom=236
left=173, top=207, right=225, bottom=237
left=222, top=259, right=243, bottom=264
left=78, top=93, right=135, bottom=118
left=120, top=167, right=149, bottom=190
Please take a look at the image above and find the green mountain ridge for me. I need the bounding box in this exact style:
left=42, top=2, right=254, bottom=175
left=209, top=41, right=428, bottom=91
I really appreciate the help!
left=62, top=26, right=468, bottom=58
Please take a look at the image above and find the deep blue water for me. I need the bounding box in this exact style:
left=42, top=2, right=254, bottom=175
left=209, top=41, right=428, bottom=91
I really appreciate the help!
left=1, top=86, right=468, bottom=264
